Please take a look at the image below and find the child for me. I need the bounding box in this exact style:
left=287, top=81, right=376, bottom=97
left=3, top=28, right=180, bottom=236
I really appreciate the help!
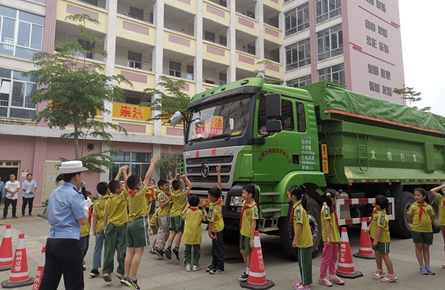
left=165, top=174, right=192, bottom=260
left=181, top=195, right=207, bottom=271
left=367, top=195, right=397, bottom=282
left=407, top=188, right=435, bottom=275
left=238, top=184, right=259, bottom=282
left=90, top=182, right=109, bottom=277
left=430, top=184, right=445, bottom=269
left=154, top=179, right=172, bottom=257
left=206, top=164, right=225, bottom=274
left=103, top=166, right=129, bottom=282
left=149, top=208, right=160, bottom=254
left=146, top=178, right=157, bottom=235
left=318, top=189, right=344, bottom=287
left=120, top=155, right=158, bottom=290
left=79, top=191, right=93, bottom=269
left=288, top=186, right=312, bottom=290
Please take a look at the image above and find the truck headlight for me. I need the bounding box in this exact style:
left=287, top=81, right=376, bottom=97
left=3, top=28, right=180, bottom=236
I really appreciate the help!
left=230, top=196, right=243, bottom=206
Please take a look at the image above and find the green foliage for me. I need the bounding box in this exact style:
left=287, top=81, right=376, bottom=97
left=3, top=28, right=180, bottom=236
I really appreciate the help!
left=155, top=152, right=183, bottom=180
left=142, top=75, right=191, bottom=136
left=23, top=14, right=132, bottom=172
left=393, top=86, right=430, bottom=112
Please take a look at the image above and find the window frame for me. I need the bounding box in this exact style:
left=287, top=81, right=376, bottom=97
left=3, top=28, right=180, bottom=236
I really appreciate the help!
left=318, top=63, right=345, bottom=85
left=316, top=0, right=341, bottom=23
left=169, top=61, right=181, bottom=78
left=287, top=75, right=312, bottom=88
left=128, top=51, right=142, bottom=69
left=317, top=24, right=343, bottom=61
left=285, top=38, right=311, bottom=71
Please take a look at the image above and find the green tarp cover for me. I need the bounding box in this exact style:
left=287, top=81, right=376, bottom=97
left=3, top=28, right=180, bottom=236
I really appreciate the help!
left=302, top=82, right=445, bottom=135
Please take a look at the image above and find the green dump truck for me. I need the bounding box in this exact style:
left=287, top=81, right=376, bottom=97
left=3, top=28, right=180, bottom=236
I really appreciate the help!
left=183, top=77, right=445, bottom=258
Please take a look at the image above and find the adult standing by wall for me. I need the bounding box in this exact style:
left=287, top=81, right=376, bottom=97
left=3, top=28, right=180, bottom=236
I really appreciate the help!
left=39, top=161, right=88, bottom=290
left=4, top=174, right=19, bottom=219
left=22, top=173, right=37, bottom=217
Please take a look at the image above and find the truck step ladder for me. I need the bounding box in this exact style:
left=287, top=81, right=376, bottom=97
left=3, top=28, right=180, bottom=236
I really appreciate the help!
left=356, top=134, right=369, bottom=171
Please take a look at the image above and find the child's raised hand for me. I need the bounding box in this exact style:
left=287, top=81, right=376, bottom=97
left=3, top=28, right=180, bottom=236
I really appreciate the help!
left=120, top=165, right=129, bottom=171
left=181, top=174, right=187, bottom=179
left=151, top=155, right=159, bottom=163
left=216, top=164, right=221, bottom=173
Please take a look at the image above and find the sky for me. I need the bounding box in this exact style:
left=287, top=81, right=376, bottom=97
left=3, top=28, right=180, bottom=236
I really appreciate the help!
left=398, top=1, right=445, bottom=116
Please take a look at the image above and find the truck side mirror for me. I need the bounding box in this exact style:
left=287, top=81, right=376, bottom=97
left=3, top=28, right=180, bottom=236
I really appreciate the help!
left=265, top=93, right=281, bottom=119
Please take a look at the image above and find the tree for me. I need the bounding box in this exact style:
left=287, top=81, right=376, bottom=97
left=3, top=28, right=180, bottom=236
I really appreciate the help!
left=393, top=86, right=430, bottom=112
left=155, top=152, right=183, bottom=180
left=24, top=14, right=132, bottom=173
left=142, top=75, right=191, bottom=136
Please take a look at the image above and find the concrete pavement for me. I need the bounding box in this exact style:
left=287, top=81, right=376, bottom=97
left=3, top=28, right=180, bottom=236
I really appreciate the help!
left=0, top=206, right=443, bottom=289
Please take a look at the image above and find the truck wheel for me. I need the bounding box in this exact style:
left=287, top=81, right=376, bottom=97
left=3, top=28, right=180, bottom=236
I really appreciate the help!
left=427, top=191, right=441, bottom=233
left=280, top=197, right=322, bottom=260
left=391, top=191, right=414, bottom=238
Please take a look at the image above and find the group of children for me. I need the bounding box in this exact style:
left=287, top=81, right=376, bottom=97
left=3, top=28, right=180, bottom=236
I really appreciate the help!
left=288, top=184, right=445, bottom=290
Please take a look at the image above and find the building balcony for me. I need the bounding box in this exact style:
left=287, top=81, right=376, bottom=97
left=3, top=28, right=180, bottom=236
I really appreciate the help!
left=264, top=60, right=283, bottom=79
left=264, top=0, right=282, bottom=11
left=116, top=15, right=156, bottom=47
left=165, top=0, right=197, bottom=15
left=236, top=13, right=259, bottom=37
left=115, top=65, right=155, bottom=92
left=57, top=0, right=108, bottom=34
left=236, top=51, right=259, bottom=73
left=264, top=24, right=282, bottom=45
left=163, top=31, right=196, bottom=57
left=202, top=42, right=230, bottom=66
left=203, top=1, right=230, bottom=27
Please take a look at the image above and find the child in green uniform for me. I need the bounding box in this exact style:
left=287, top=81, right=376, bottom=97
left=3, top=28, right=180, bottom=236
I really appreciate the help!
left=407, top=188, right=435, bottom=275
left=288, top=186, right=313, bottom=290
left=90, top=182, right=109, bottom=277
left=149, top=208, right=160, bottom=254
left=181, top=195, right=207, bottom=271
left=366, top=195, right=397, bottom=282
left=165, top=174, right=192, bottom=260
left=154, top=179, right=172, bottom=257
left=238, top=184, right=259, bottom=282
left=119, top=155, right=158, bottom=289
left=430, top=184, right=445, bottom=269
left=103, top=166, right=129, bottom=283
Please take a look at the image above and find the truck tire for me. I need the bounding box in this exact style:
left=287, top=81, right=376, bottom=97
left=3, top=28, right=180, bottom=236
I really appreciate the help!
left=280, top=197, right=322, bottom=260
left=391, top=191, right=414, bottom=238
left=427, top=191, right=441, bottom=234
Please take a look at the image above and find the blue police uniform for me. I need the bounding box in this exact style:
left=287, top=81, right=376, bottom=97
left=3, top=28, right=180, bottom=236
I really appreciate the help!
left=40, top=182, right=86, bottom=290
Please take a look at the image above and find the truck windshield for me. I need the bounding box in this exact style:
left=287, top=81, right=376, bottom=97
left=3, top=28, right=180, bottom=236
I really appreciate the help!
left=187, top=94, right=252, bottom=143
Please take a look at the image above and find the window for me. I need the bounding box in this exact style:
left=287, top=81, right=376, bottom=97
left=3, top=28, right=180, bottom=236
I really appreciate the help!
left=285, top=3, right=309, bottom=36
left=0, top=68, right=37, bottom=119
left=0, top=6, right=44, bottom=59
left=282, top=100, right=294, bottom=130
left=109, top=152, right=152, bottom=181
left=128, top=51, right=142, bottom=69
left=318, top=63, right=345, bottom=85
left=204, top=31, right=215, bottom=43
left=187, top=65, right=194, bottom=80
left=80, top=0, right=98, bottom=6
left=129, top=6, right=144, bottom=21
left=219, top=35, right=227, bottom=46
left=169, top=61, right=181, bottom=77
left=247, top=44, right=255, bottom=55
left=296, top=103, right=306, bottom=132
left=317, top=24, right=343, bottom=60
left=247, top=11, right=255, bottom=19
left=78, top=39, right=95, bottom=59
left=285, top=38, right=310, bottom=70
left=288, top=75, right=311, bottom=88
left=220, top=0, right=227, bottom=7
left=219, top=72, right=227, bottom=85
left=316, top=0, right=341, bottom=23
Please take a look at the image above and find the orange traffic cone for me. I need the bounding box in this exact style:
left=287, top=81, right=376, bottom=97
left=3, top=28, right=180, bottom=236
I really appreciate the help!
left=353, top=218, right=375, bottom=259
left=1, top=233, right=34, bottom=288
left=336, top=227, right=363, bottom=279
left=31, top=246, right=45, bottom=290
left=0, top=225, right=13, bottom=271
left=240, top=231, right=275, bottom=290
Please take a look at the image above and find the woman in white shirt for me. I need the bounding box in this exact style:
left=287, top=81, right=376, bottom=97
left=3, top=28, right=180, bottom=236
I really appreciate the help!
left=4, top=174, right=20, bottom=219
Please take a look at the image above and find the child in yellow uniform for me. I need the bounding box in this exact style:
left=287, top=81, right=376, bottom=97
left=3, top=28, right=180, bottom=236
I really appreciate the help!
left=288, top=186, right=313, bottom=290
left=90, top=182, right=109, bottom=277
left=103, top=166, right=129, bottom=283
left=318, top=189, right=344, bottom=287
left=206, top=165, right=225, bottom=275
left=430, top=184, right=445, bottom=269
left=120, top=155, right=158, bottom=290
left=407, top=188, right=435, bottom=275
left=154, top=179, right=172, bottom=257
left=165, top=174, right=192, bottom=260
left=149, top=208, right=160, bottom=254
left=181, top=195, right=207, bottom=271
left=367, top=195, right=396, bottom=282
left=80, top=191, right=93, bottom=269
left=238, top=184, right=259, bottom=282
